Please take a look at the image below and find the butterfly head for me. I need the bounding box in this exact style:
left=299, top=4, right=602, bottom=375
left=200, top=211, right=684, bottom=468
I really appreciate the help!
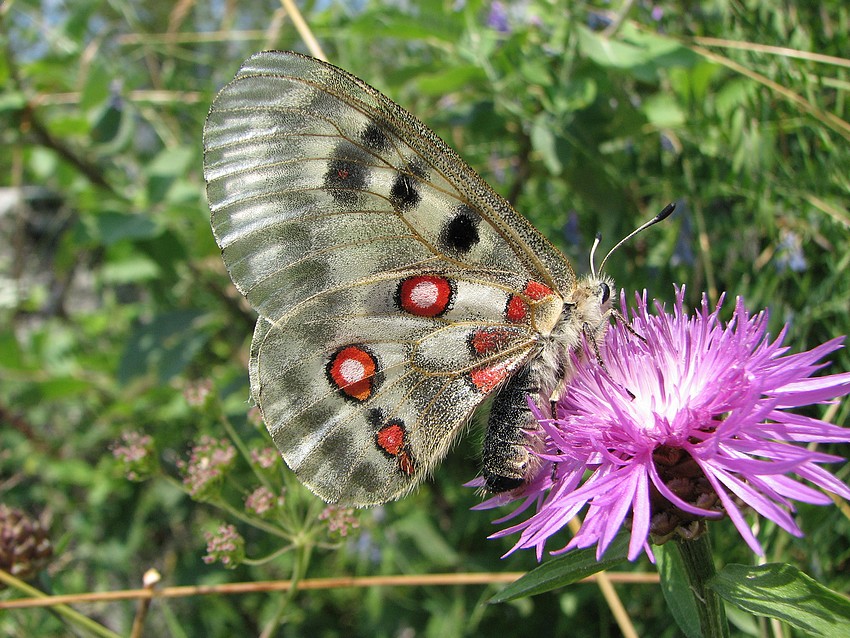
left=565, top=273, right=616, bottom=343
left=577, top=274, right=613, bottom=313
left=575, top=202, right=677, bottom=337
left=530, top=273, right=612, bottom=378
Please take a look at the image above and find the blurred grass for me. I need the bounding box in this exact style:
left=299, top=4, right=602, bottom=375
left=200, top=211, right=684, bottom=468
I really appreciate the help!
left=1, top=0, right=849, bottom=636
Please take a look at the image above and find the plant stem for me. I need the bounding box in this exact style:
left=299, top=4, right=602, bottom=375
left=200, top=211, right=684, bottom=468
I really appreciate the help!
left=258, top=542, right=312, bottom=638
left=674, top=535, right=729, bottom=638
left=0, top=570, right=121, bottom=638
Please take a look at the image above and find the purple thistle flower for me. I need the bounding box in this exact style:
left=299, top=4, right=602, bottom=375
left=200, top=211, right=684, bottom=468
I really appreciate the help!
left=477, top=288, right=850, bottom=561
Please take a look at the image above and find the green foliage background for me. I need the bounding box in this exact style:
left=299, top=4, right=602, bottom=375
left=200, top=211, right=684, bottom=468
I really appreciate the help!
left=1, top=0, right=848, bottom=636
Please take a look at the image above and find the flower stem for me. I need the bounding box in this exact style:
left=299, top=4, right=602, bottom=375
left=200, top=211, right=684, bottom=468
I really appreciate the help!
left=0, top=570, right=121, bottom=638
left=674, top=535, right=729, bottom=638
left=258, top=542, right=312, bottom=638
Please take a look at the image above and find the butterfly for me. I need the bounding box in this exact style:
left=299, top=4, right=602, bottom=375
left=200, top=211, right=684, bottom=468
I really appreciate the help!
left=203, top=51, right=627, bottom=507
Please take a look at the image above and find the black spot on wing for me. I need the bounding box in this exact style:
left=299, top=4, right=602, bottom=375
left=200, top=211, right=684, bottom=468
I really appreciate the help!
left=361, top=122, right=389, bottom=152
left=440, top=205, right=481, bottom=254
left=367, top=407, right=384, bottom=429
left=324, top=141, right=370, bottom=206
left=389, top=159, right=429, bottom=213
left=390, top=171, right=420, bottom=212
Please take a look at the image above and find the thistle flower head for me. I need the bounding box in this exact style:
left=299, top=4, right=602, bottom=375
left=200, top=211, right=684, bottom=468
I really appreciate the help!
left=478, top=288, right=850, bottom=561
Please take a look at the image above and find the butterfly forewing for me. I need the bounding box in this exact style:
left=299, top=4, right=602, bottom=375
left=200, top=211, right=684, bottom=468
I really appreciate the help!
left=204, top=51, right=583, bottom=505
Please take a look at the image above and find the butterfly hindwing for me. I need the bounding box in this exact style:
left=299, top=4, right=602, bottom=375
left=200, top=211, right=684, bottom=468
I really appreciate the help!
left=204, top=51, right=583, bottom=505
left=247, top=270, right=543, bottom=504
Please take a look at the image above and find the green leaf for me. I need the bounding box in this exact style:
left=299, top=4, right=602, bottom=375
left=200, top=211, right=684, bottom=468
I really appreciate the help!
left=90, top=102, right=122, bottom=143
left=29, top=376, right=94, bottom=401
left=348, top=7, right=463, bottom=43
left=489, top=534, right=629, bottom=603
left=0, top=330, right=24, bottom=370
left=619, top=24, right=701, bottom=68
left=577, top=25, right=698, bottom=83
left=642, top=94, right=686, bottom=128
left=668, top=60, right=720, bottom=104
left=118, top=310, right=210, bottom=384
left=518, top=60, right=554, bottom=87
left=415, top=65, right=487, bottom=96
left=709, top=563, right=850, bottom=637
left=531, top=113, right=564, bottom=175
left=557, top=77, right=597, bottom=114
left=49, top=113, right=92, bottom=136
left=0, top=90, right=26, bottom=111
left=578, top=26, right=648, bottom=69
left=714, top=78, right=757, bottom=119
left=80, top=63, right=112, bottom=111
left=89, top=211, right=160, bottom=246
left=146, top=146, right=194, bottom=178
left=29, top=147, right=59, bottom=180
left=656, top=543, right=705, bottom=638
left=146, top=147, right=196, bottom=205
left=101, top=254, right=160, bottom=284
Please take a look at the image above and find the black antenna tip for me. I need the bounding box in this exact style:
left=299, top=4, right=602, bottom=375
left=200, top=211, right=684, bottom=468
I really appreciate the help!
left=657, top=202, right=676, bottom=221
left=595, top=231, right=602, bottom=241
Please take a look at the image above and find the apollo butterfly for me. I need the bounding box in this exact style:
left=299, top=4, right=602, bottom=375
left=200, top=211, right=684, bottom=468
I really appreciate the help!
left=203, top=51, right=635, bottom=506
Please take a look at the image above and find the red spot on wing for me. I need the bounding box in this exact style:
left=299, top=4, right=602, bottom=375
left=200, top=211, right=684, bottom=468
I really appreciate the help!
left=376, top=420, right=416, bottom=476
left=398, top=275, right=453, bottom=317
left=505, top=281, right=553, bottom=323
left=469, top=361, right=512, bottom=393
left=376, top=422, right=405, bottom=456
left=505, top=295, right=528, bottom=322
left=328, top=346, right=377, bottom=401
left=524, top=280, right=553, bottom=300
left=337, top=167, right=350, bottom=179
left=470, top=328, right=513, bottom=355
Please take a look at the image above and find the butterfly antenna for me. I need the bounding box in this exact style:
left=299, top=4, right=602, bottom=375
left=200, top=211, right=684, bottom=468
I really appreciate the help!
left=589, top=233, right=603, bottom=277
left=596, top=202, right=676, bottom=274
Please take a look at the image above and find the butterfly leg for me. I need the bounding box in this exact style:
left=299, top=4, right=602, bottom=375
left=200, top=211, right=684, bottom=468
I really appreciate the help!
left=582, top=321, right=607, bottom=368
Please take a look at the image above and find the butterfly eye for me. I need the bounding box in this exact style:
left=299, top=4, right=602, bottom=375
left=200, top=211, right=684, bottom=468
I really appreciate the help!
left=599, top=282, right=611, bottom=304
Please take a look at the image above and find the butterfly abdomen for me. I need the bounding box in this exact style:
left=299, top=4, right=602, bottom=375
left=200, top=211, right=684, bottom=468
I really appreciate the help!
left=481, top=365, right=544, bottom=491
